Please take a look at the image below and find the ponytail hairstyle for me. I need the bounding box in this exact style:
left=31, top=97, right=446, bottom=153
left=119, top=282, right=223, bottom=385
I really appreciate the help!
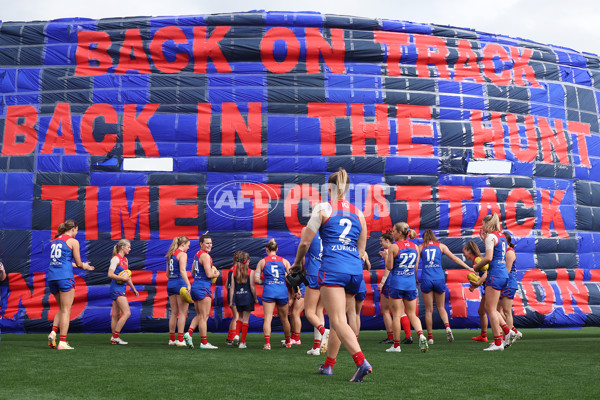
left=393, top=221, right=417, bottom=240
left=422, top=229, right=437, bottom=244
left=266, top=238, right=278, bottom=253
left=481, top=213, right=501, bottom=234
left=503, top=232, right=515, bottom=248
left=234, top=251, right=250, bottom=284
left=328, top=167, right=350, bottom=201
left=199, top=232, right=211, bottom=244
left=463, top=240, right=481, bottom=258
left=165, top=236, right=190, bottom=259
left=113, top=239, right=131, bottom=256
left=55, top=219, right=78, bottom=238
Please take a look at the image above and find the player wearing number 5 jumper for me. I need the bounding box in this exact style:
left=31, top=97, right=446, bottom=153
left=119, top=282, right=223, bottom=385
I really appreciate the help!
left=291, top=168, right=372, bottom=383
left=474, top=214, right=513, bottom=351
left=46, top=220, right=95, bottom=350
left=255, top=239, right=292, bottom=349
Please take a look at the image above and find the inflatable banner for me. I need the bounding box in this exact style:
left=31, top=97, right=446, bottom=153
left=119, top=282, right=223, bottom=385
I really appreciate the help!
left=1, top=11, right=600, bottom=334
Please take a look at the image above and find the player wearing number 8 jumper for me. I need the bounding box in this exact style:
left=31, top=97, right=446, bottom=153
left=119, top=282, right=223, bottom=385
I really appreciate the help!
left=291, top=168, right=372, bottom=382
left=255, top=239, right=292, bottom=349
left=165, top=236, right=192, bottom=347
left=385, top=222, right=429, bottom=353
left=46, top=220, right=95, bottom=350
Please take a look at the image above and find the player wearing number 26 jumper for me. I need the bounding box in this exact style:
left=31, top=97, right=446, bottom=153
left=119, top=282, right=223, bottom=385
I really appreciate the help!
left=46, top=220, right=95, bottom=350
left=291, top=168, right=372, bottom=382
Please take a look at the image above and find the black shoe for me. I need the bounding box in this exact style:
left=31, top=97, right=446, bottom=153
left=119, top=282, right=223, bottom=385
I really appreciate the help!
left=401, top=337, right=414, bottom=344
left=225, top=339, right=234, bottom=345
left=379, top=337, right=393, bottom=344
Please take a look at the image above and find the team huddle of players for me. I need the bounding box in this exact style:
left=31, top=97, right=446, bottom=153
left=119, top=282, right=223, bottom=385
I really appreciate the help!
left=44, top=168, right=521, bottom=382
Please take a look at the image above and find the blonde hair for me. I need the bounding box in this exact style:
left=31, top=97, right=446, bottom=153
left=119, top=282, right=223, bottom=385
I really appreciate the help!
left=266, top=238, right=278, bottom=252
left=55, top=220, right=78, bottom=238
left=422, top=229, right=437, bottom=243
left=482, top=213, right=501, bottom=233
left=328, top=168, right=350, bottom=200
left=234, top=251, right=250, bottom=284
left=394, top=222, right=417, bottom=239
left=165, top=236, right=190, bottom=259
left=113, top=239, right=130, bottom=256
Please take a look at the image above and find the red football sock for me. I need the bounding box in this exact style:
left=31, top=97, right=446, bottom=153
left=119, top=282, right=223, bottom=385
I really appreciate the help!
left=512, top=327, right=518, bottom=333
left=501, top=324, right=510, bottom=335
left=112, top=331, right=120, bottom=339
left=285, top=335, right=291, bottom=345
left=317, top=325, right=325, bottom=336
left=227, top=329, right=235, bottom=341
left=178, top=333, right=184, bottom=342
left=401, top=315, right=411, bottom=338
left=313, top=339, right=321, bottom=350
left=236, top=320, right=243, bottom=336
left=201, top=336, right=207, bottom=345
left=324, top=356, right=337, bottom=368
left=417, top=330, right=423, bottom=337
left=59, top=335, right=67, bottom=343
left=444, top=323, right=450, bottom=329
left=494, top=335, right=503, bottom=346
left=188, top=328, right=194, bottom=337
left=265, top=335, right=271, bottom=345
left=352, top=352, right=366, bottom=367
left=481, top=330, right=487, bottom=337
left=241, top=323, right=249, bottom=343
left=169, top=332, right=175, bottom=341
left=394, top=340, right=400, bottom=348
left=427, top=333, right=433, bottom=340
left=387, top=330, right=394, bottom=340
left=52, top=326, right=59, bottom=334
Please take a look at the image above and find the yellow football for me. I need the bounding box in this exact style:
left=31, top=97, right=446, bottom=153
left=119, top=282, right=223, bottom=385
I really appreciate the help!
left=467, top=272, right=479, bottom=283
left=474, top=256, right=489, bottom=271
left=211, top=266, right=218, bottom=284
left=116, top=269, right=131, bottom=284
left=180, top=286, right=193, bottom=304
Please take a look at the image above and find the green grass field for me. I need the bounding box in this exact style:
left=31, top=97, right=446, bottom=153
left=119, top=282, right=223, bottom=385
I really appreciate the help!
left=1, top=328, right=599, bottom=399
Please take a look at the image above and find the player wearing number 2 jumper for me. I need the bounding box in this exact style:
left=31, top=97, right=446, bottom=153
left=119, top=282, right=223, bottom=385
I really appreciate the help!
left=46, top=220, right=95, bottom=350
left=291, top=168, right=372, bottom=383
left=255, top=239, right=291, bottom=349
left=418, top=229, right=473, bottom=345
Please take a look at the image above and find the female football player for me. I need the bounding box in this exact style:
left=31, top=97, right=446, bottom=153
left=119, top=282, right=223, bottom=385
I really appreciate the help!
left=498, top=232, right=522, bottom=346
left=229, top=251, right=257, bottom=349
left=107, top=239, right=139, bottom=345
left=418, top=230, right=473, bottom=344
left=473, top=214, right=513, bottom=351
left=255, top=239, right=291, bottom=349
left=385, top=222, right=428, bottom=353
left=463, top=241, right=489, bottom=342
left=184, top=233, right=220, bottom=349
left=47, top=220, right=94, bottom=350
left=166, top=236, right=191, bottom=346
left=292, top=168, right=372, bottom=382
